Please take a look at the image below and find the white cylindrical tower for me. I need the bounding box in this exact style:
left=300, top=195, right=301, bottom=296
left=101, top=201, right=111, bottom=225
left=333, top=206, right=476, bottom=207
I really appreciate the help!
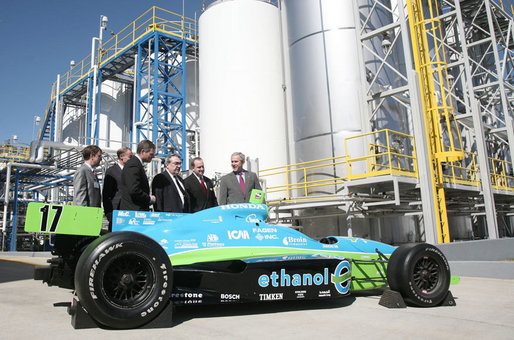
left=283, top=0, right=365, bottom=168
left=199, top=0, right=288, bottom=196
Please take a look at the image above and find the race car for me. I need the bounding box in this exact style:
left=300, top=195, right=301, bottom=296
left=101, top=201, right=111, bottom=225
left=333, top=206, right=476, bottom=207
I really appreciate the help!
left=25, top=202, right=452, bottom=329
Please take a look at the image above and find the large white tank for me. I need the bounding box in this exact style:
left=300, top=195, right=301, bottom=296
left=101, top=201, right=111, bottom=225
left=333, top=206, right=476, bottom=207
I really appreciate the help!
left=199, top=0, right=288, bottom=194
left=62, top=79, right=131, bottom=149
left=283, top=0, right=365, bottom=171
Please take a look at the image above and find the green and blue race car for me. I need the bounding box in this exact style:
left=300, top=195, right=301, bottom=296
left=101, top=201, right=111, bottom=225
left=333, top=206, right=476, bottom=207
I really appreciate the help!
left=25, top=202, right=453, bottom=329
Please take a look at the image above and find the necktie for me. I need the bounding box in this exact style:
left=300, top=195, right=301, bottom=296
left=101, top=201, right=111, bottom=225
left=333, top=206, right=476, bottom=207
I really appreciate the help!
left=239, top=172, right=245, bottom=194
left=174, top=175, right=186, bottom=208
left=92, top=169, right=99, bottom=182
left=200, top=176, right=208, bottom=195
left=174, top=175, right=186, bottom=195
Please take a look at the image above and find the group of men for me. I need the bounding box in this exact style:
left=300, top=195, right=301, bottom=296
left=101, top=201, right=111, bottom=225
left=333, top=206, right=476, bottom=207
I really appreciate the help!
left=73, top=140, right=262, bottom=229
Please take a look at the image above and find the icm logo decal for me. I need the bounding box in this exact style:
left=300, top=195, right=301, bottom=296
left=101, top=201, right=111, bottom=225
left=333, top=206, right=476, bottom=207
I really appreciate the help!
left=331, top=260, right=351, bottom=295
left=207, top=234, right=219, bottom=242
left=227, top=230, right=250, bottom=240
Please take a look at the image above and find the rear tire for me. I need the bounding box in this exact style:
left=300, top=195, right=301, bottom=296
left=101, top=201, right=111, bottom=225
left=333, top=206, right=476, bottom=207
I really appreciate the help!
left=74, top=231, right=172, bottom=328
left=387, top=243, right=450, bottom=307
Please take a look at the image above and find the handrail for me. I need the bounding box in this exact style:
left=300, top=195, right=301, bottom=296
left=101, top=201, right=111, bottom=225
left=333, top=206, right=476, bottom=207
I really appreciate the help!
left=55, top=6, right=197, bottom=99
left=260, top=129, right=514, bottom=204
left=0, top=145, right=30, bottom=161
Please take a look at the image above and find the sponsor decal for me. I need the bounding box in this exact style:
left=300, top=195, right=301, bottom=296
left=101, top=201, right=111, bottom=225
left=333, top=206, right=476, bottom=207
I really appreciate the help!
left=117, top=211, right=130, bottom=217
left=171, top=292, right=203, bottom=305
left=257, top=261, right=351, bottom=295
left=116, top=218, right=125, bottom=225
left=282, top=236, right=307, bottom=246
left=201, top=242, right=225, bottom=247
left=174, top=239, right=198, bottom=249
left=143, top=219, right=155, bottom=225
left=331, top=260, right=351, bottom=295
left=322, top=244, right=338, bottom=249
left=252, top=227, right=277, bottom=233
left=160, top=239, right=168, bottom=244
left=207, top=234, right=219, bottom=242
left=256, top=234, right=278, bottom=241
left=150, top=213, right=160, bottom=218
left=318, top=290, right=331, bottom=297
left=135, top=212, right=147, bottom=218
left=295, top=290, right=306, bottom=299
left=220, top=293, right=240, bottom=301
left=258, top=268, right=330, bottom=288
left=259, top=293, right=283, bottom=301
left=246, top=214, right=260, bottom=223
left=128, top=218, right=140, bottom=225
left=227, top=230, right=250, bottom=240
left=221, top=204, right=266, bottom=210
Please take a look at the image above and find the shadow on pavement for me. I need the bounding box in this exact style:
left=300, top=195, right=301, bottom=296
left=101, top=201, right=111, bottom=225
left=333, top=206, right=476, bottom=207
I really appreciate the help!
left=0, top=259, right=35, bottom=283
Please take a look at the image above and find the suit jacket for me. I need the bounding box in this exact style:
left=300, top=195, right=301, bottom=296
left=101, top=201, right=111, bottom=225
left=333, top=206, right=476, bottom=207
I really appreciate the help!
left=152, top=171, right=190, bottom=213
left=184, top=173, right=218, bottom=212
left=218, top=170, right=261, bottom=205
left=102, top=163, right=122, bottom=214
left=120, top=156, right=151, bottom=211
left=73, top=163, right=101, bottom=207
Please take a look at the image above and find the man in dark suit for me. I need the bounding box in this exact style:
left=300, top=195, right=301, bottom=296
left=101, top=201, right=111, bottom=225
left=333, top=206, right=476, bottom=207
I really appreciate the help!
left=102, top=147, right=133, bottom=230
left=120, top=140, right=156, bottom=211
left=218, top=152, right=262, bottom=205
left=152, top=153, right=190, bottom=213
left=184, top=157, right=218, bottom=212
left=73, top=145, right=102, bottom=207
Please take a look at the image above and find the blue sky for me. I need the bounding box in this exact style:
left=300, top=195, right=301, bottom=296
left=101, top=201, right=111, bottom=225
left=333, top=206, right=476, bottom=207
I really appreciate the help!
left=0, top=0, right=203, bottom=145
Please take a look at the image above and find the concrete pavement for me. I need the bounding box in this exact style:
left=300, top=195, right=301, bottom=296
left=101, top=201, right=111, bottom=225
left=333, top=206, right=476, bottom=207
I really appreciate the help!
left=0, top=254, right=513, bottom=339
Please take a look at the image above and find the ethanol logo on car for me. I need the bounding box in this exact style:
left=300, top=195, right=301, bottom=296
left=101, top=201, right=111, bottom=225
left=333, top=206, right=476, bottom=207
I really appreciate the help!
left=257, top=260, right=351, bottom=295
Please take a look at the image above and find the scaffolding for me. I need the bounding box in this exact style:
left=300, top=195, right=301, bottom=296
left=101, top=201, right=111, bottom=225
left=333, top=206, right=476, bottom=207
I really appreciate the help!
left=260, top=0, right=514, bottom=244
left=2, top=1, right=514, bottom=250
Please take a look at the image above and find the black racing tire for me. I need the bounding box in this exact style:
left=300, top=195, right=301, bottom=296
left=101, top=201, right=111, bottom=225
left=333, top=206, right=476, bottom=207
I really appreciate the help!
left=386, top=243, right=450, bottom=307
left=74, top=231, right=172, bottom=329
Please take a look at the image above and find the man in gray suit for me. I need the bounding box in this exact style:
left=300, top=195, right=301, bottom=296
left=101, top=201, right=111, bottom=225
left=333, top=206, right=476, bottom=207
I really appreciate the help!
left=73, top=145, right=102, bottom=207
left=218, top=152, right=262, bottom=205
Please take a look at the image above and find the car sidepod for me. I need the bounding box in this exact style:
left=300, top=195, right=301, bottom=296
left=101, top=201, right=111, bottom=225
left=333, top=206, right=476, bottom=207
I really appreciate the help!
left=172, top=255, right=352, bottom=305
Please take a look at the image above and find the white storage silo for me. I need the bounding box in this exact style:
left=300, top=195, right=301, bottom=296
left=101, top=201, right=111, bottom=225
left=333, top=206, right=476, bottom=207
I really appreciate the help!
left=199, top=0, right=289, bottom=198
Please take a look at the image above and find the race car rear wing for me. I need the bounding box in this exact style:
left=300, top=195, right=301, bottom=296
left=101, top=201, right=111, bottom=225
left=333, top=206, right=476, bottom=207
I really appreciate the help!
left=25, top=202, right=103, bottom=236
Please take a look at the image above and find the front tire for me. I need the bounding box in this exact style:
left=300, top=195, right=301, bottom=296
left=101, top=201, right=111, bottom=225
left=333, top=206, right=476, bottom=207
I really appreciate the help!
left=387, top=243, right=450, bottom=307
left=74, top=231, right=172, bottom=328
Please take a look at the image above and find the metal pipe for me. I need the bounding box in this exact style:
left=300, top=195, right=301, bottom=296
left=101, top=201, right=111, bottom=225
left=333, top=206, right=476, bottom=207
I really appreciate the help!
left=1, top=163, right=12, bottom=251
left=54, top=74, right=62, bottom=143
left=132, top=52, right=139, bottom=146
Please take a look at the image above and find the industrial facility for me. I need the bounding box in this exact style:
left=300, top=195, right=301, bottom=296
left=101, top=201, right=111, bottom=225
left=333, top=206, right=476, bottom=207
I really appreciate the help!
left=1, top=0, right=513, bottom=251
